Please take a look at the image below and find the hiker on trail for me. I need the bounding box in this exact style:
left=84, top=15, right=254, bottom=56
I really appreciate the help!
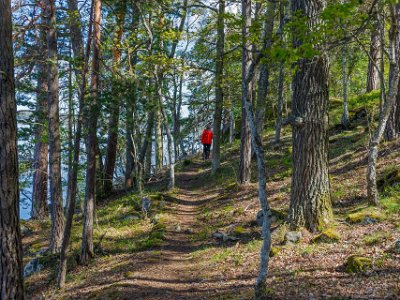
left=201, top=124, right=213, bottom=160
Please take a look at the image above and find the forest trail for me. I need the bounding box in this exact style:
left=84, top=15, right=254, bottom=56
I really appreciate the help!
left=62, top=160, right=254, bottom=300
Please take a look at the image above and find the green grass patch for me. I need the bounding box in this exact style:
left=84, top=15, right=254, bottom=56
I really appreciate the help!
left=363, top=230, right=391, bottom=246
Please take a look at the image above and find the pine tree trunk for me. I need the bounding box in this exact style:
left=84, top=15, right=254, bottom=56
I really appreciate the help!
left=211, top=0, right=225, bottom=175
left=104, top=4, right=126, bottom=196
left=155, top=108, right=163, bottom=172
left=366, top=26, right=380, bottom=92
left=46, top=0, right=65, bottom=253
left=274, top=63, right=285, bottom=144
left=31, top=21, right=49, bottom=220
left=173, top=74, right=186, bottom=159
left=341, top=44, right=350, bottom=128
left=228, top=107, right=235, bottom=144
left=288, top=0, right=332, bottom=232
left=255, top=0, right=276, bottom=138
left=0, top=0, right=25, bottom=297
left=81, top=0, right=102, bottom=265
left=160, top=103, right=175, bottom=190
left=58, top=0, right=94, bottom=287
left=367, top=4, right=400, bottom=205
left=125, top=29, right=138, bottom=189
left=238, top=0, right=252, bottom=185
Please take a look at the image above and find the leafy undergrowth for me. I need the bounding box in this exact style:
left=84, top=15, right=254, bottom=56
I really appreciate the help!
left=23, top=93, right=400, bottom=299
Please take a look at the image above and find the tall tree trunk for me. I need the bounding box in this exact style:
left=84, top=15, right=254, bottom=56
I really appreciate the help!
left=145, top=138, right=152, bottom=176
left=288, top=0, right=332, bottom=232
left=46, top=0, right=65, bottom=253
left=0, top=0, right=25, bottom=297
left=255, top=0, right=276, bottom=138
left=274, top=2, right=287, bottom=144
left=274, top=63, right=285, bottom=144
left=58, top=0, right=94, bottom=287
left=160, top=102, right=175, bottom=190
left=238, top=0, right=252, bottom=185
left=81, top=0, right=102, bottom=265
left=155, top=109, right=163, bottom=172
left=366, top=26, right=380, bottom=92
left=341, top=44, right=350, bottom=128
left=367, top=4, right=400, bottom=205
left=125, top=24, right=139, bottom=189
left=229, top=107, right=235, bottom=144
left=67, top=0, right=84, bottom=83
left=211, top=0, right=225, bottom=175
left=241, top=1, right=272, bottom=298
left=31, top=21, right=49, bottom=220
left=173, top=73, right=186, bottom=159
left=104, top=3, right=126, bottom=196
left=138, top=111, right=154, bottom=179
left=64, top=0, right=84, bottom=210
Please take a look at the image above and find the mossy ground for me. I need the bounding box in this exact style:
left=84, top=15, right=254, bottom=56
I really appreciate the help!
left=23, top=93, right=400, bottom=299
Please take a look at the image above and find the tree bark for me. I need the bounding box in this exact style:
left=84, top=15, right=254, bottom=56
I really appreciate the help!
left=229, top=108, right=235, bottom=144
left=155, top=109, right=163, bottom=172
left=31, top=19, right=49, bottom=220
left=46, top=0, right=65, bottom=253
left=367, top=4, right=400, bottom=205
left=125, top=12, right=139, bottom=189
left=211, top=0, right=225, bottom=175
left=274, top=2, right=287, bottom=144
left=238, top=0, right=252, bottom=185
left=366, top=26, right=380, bottom=92
left=240, top=1, right=272, bottom=298
left=67, top=0, right=84, bottom=83
left=288, top=0, right=332, bottom=232
left=104, top=2, right=126, bottom=196
left=173, top=74, right=186, bottom=159
left=159, top=97, right=175, bottom=190
left=255, top=0, right=276, bottom=138
left=81, top=0, right=102, bottom=265
left=341, top=44, right=350, bottom=128
left=0, top=0, right=25, bottom=297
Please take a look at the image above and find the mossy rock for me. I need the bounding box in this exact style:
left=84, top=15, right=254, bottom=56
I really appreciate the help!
left=312, top=228, right=340, bottom=244
left=269, top=246, right=280, bottom=257
left=344, top=255, right=373, bottom=273
left=225, top=181, right=238, bottom=191
left=232, top=225, right=246, bottom=235
left=346, top=209, right=384, bottom=224
left=377, top=169, right=400, bottom=192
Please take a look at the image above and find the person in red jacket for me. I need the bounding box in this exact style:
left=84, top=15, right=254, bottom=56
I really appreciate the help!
left=201, top=124, right=213, bottom=160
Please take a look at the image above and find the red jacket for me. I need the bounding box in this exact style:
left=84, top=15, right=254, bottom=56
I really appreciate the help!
left=201, top=129, right=213, bottom=145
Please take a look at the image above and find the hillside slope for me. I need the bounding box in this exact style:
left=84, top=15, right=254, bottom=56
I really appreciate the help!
left=23, top=98, right=400, bottom=299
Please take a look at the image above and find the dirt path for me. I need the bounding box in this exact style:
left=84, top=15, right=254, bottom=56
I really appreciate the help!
left=75, top=162, right=253, bottom=300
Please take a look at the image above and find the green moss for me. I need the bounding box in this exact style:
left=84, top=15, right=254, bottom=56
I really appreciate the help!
left=312, top=228, right=340, bottom=244
left=315, top=192, right=333, bottom=229
left=232, top=225, right=246, bottom=235
left=344, top=255, right=373, bottom=273
left=363, top=231, right=391, bottom=246
left=346, top=208, right=384, bottom=223
left=380, top=195, right=400, bottom=214
left=269, top=246, right=280, bottom=257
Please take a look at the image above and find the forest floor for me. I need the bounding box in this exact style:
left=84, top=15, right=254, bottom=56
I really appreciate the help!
left=23, top=95, right=400, bottom=299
